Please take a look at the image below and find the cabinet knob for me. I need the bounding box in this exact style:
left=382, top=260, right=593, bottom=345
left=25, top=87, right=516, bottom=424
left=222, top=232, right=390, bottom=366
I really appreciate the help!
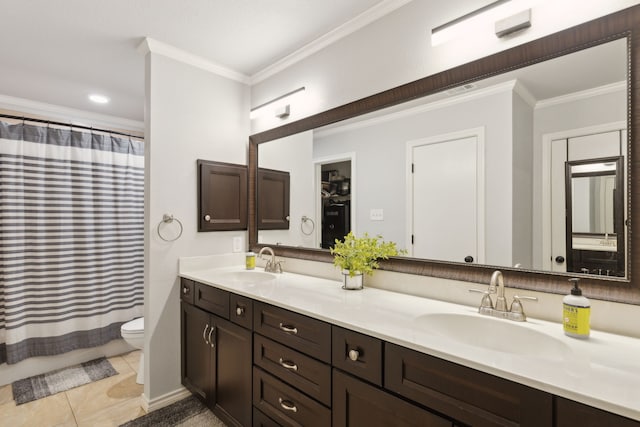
left=236, top=306, right=245, bottom=316
left=183, top=287, right=188, bottom=294
left=204, top=214, right=211, bottom=221
left=348, top=349, right=360, bottom=361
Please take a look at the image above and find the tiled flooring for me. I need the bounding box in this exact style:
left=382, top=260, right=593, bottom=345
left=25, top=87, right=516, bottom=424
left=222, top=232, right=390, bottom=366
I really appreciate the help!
left=0, top=350, right=146, bottom=427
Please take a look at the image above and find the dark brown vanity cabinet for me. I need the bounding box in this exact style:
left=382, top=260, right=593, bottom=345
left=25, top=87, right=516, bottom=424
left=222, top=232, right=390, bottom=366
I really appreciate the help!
left=180, top=279, right=638, bottom=427
left=180, top=281, right=252, bottom=427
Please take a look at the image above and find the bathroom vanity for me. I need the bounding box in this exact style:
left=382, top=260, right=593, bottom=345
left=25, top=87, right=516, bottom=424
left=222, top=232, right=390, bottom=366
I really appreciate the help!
left=179, top=265, right=640, bottom=427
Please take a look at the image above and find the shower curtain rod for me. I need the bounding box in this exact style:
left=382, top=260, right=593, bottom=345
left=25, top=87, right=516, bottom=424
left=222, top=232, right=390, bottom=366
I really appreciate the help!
left=0, top=113, right=143, bottom=139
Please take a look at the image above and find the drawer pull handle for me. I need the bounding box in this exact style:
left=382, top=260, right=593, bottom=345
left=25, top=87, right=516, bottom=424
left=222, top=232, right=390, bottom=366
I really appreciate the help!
left=203, top=324, right=209, bottom=344
left=279, top=358, right=298, bottom=371
left=208, top=326, right=215, bottom=348
left=348, top=349, right=360, bottom=361
left=278, top=397, right=298, bottom=413
left=279, top=323, right=298, bottom=334
left=236, top=306, right=245, bottom=316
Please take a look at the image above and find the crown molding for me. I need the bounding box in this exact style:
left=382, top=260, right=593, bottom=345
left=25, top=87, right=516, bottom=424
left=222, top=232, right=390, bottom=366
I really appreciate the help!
left=536, top=81, right=626, bottom=109
left=249, top=0, right=413, bottom=85
left=0, top=94, right=144, bottom=133
left=138, top=38, right=251, bottom=84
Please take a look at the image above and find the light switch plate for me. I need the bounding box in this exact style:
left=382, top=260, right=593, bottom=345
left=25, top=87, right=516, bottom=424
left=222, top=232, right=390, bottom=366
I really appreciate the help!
left=370, top=209, right=384, bottom=221
left=232, top=236, right=243, bottom=253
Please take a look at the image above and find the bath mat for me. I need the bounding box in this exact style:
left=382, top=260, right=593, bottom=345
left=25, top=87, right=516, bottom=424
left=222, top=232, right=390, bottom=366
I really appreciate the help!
left=120, top=395, right=226, bottom=427
left=12, top=357, right=118, bottom=405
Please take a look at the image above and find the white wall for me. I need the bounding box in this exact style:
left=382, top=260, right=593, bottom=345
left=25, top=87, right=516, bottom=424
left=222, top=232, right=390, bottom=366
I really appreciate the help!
left=258, top=130, right=316, bottom=247
left=250, top=0, right=639, bottom=134
left=144, top=52, right=249, bottom=403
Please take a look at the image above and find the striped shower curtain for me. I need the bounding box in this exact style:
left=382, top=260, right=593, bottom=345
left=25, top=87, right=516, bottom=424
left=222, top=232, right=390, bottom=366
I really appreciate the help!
left=0, top=120, right=144, bottom=364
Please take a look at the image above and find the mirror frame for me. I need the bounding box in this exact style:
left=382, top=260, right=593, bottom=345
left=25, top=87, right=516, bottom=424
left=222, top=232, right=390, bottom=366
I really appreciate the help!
left=249, top=5, right=640, bottom=304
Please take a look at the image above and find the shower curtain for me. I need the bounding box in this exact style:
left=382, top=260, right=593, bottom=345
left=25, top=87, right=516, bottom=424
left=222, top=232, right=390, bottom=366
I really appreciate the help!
left=0, top=120, right=144, bottom=364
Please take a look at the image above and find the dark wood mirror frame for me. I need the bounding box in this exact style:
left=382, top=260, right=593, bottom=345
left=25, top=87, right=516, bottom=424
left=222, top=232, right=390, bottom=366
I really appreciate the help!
left=249, top=5, right=640, bottom=304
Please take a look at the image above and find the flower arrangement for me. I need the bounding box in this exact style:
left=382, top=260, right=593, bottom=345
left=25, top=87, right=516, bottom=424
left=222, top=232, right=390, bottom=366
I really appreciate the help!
left=330, top=231, right=404, bottom=277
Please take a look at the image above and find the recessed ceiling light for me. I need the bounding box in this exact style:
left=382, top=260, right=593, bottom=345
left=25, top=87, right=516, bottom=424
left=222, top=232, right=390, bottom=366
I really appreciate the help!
left=89, top=94, right=110, bottom=104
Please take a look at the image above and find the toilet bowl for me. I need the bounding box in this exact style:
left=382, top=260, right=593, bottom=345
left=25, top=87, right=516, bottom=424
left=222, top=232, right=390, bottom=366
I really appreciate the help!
left=121, top=317, right=144, bottom=384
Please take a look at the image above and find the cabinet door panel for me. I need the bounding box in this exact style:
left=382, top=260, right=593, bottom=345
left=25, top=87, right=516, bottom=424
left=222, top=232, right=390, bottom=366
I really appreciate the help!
left=385, top=343, right=552, bottom=427
left=254, top=334, right=331, bottom=406
left=195, top=283, right=229, bottom=318
left=181, top=302, right=212, bottom=404
left=253, top=367, right=331, bottom=427
left=254, top=301, right=331, bottom=363
left=332, top=326, right=382, bottom=386
left=213, top=316, right=252, bottom=427
left=556, top=397, right=640, bottom=427
left=198, top=160, right=248, bottom=231
left=333, top=369, right=451, bottom=427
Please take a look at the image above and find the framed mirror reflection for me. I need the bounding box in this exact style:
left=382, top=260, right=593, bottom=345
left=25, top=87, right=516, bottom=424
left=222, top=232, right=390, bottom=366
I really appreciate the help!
left=249, top=6, right=640, bottom=303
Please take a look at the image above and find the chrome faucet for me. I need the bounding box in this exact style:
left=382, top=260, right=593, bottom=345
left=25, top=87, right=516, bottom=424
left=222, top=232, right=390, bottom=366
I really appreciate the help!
left=469, top=270, right=537, bottom=322
left=258, top=247, right=283, bottom=273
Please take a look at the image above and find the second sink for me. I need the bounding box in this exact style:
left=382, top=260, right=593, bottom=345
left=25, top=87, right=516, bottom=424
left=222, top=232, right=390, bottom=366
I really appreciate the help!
left=413, top=313, right=572, bottom=361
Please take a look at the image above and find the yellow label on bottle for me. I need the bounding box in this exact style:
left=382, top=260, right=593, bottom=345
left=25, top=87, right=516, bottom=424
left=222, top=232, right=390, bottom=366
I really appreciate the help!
left=563, top=304, right=590, bottom=336
left=246, top=255, right=255, bottom=270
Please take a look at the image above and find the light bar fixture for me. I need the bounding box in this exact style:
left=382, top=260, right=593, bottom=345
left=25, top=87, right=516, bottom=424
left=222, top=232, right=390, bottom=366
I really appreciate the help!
left=431, top=0, right=512, bottom=46
left=250, top=87, right=305, bottom=120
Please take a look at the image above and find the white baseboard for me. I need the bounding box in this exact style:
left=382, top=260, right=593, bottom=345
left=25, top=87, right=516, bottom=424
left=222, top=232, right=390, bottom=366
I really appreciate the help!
left=141, top=387, right=192, bottom=412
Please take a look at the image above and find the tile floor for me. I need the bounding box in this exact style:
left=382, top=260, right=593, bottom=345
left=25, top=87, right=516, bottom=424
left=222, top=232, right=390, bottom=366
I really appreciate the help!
left=0, top=350, right=146, bottom=427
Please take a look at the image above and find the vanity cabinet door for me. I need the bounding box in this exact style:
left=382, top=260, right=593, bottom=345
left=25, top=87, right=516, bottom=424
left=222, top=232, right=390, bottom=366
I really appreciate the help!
left=195, top=283, right=229, bottom=319
left=332, top=326, right=382, bottom=386
left=385, top=343, right=553, bottom=427
left=213, top=315, right=252, bottom=427
left=556, top=397, right=640, bottom=427
left=333, top=369, right=452, bottom=427
left=181, top=302, right=213, bottom=405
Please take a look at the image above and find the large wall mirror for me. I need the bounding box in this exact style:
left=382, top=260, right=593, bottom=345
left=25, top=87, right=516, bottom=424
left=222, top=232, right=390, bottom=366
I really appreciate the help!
left=249, top=6, right=640, bottom=304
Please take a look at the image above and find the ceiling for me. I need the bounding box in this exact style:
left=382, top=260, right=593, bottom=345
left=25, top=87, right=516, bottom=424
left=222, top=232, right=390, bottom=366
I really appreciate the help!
left=0, top=0, right=392, bottom=122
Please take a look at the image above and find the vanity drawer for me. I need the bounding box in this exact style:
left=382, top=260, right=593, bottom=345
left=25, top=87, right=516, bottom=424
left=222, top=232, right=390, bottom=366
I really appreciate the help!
left=180, top=278, right=195, bottom=304
left=253, top=367, right=331, bottom=427
left=332, top=326, right=382, bottom=386
left=384, top=343, right=553, bottom=427
left=230, top=293, right=253, bottom=329
left=253, top=301, right=331, bottom=363
left=254, top=334, right=331, bottom=406
left=556, top=397, right=640, bottom=427
left=194, top=283, right=229, bottom=319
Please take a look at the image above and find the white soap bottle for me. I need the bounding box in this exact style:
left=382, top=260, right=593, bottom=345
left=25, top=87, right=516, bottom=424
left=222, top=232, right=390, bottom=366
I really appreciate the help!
left=562, top=278, right=590, bottom=339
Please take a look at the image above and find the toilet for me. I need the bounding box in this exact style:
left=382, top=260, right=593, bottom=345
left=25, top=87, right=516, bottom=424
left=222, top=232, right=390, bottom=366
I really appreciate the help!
left=121, top=317, right=144, bottom=384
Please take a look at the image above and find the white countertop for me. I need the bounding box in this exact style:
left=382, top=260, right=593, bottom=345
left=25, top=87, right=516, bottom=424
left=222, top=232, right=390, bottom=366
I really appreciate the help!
left=179, top=263, right=640, bottom=421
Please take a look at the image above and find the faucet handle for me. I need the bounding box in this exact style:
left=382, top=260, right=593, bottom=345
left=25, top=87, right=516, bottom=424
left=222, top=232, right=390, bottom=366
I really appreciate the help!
left=273, top=260, right=284, bottom=274
left=469, top=289, right=494, bottom=315
left=508, top=295, right=538, bottom=322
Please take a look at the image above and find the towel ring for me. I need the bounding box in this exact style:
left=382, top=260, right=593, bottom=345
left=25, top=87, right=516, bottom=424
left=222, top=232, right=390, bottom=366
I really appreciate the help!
left=157, top=214, right=183, bottom=242
left=300, top=215, right=315, bottom=236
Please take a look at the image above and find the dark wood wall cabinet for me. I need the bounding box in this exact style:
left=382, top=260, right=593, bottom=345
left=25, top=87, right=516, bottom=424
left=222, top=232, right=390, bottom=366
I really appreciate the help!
left=180, top=278, right=640, bottom=426
left=197, top=160, right=248, bottom=231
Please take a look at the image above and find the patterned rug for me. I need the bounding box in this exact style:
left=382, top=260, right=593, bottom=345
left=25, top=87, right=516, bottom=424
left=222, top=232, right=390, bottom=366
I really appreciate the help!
left=11, top=357, right=118, bottom=405
left=120, top=395, right=226, bottom=427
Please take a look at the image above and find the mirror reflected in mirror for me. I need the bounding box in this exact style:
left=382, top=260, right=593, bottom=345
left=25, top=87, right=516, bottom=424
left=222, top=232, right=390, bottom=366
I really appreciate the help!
left=257, top=37, right=629, bottom=281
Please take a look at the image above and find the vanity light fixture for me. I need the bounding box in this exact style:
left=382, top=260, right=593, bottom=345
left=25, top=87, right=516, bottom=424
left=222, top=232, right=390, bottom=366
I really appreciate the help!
left=495, top=8, right=531, bottom=37
left=250, top=86, right=305, bottom=120
left=88, top=94, right=110, bottom=104
left=431, top=0, right=511, bottom=46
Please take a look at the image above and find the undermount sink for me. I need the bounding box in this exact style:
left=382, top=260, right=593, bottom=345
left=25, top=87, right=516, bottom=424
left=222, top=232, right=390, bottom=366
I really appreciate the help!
left=214, top=270, right=276, bottom=285
left=413, top=313, right=572, bottom=361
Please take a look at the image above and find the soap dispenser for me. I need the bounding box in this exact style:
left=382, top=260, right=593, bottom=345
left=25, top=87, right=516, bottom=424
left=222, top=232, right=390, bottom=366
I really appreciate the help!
left=563, top=278, right=590, bottom=339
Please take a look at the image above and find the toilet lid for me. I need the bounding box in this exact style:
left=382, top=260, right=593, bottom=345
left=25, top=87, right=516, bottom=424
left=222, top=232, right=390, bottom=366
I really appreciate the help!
left=121, top=317, right=144, bottom=333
